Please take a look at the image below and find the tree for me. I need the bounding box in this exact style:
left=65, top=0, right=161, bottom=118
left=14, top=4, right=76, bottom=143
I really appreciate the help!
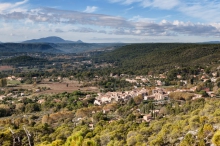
left=179, top=133, right=195, bottom=146
left=217, top=82, right=220, bottom=88
left=0, top=78, right=7, bottom=87
left=100, top=133, right=110, bottom=146
left=190, top=78, right=194, bottom=85
left=126, top=131, right=138, bottom=146
left=212, top=130, right=220, bottom=146
left=203, top=123, right=213, bottom=137
left=15, top=103, right=25, bottom=113
left=25, top=103, right=40, bottom=113
left=33, top=81, right=37, bottom=87
left=149, top=135, right=164, bottom=146
left=93, top=112, right=107, bottom=123
left=159, top=107, right=168, bottom=116
left=133, top=95, right=143, bottom=104
left=52, top=139, right=64, bottom=146
left=0, top=130, right=12, bottom=145
left=82, top=139, right=97, bottom=146
left=199, top=90, right=208, bottom=97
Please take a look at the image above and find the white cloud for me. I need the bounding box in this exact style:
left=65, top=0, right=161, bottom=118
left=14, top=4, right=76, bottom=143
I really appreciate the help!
left=109, top=0, right=220, bottom=22
left=109, top=0, right=180, bottom=9
left=178, top=1, right=220, bottom=22
left=0, top=7, right=220, bottom=38
left=55, top=28, right=64, bottom=33
left=129, top=15, right=156, bottom=22
left=125, top=6, right=134, bottom=11
left=109, top=0, right=123, bottom=3
left=83, top=6, right=98, bottom=13
left=109, top=0, right=142, bottom=5
left=70, top=27, right=97, bottom=33
left=141, top=0, right=180, bottom=10
left=123, top=0, right=142, bottom=5
left=0, top=0, right=28, bottom=13
left=15, top=0, right=28, bottom=6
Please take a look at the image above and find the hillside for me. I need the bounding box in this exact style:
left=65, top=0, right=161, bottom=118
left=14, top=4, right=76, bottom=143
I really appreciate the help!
left=53, top=43, right=125, bottom=53
left=1, top=91, right=220, bottom=146
left=0, top=55, right=49, bottom=66
left=0, top=42, right=125, bottom=54
left=1, top=55, right=46, bottom=63
left=0, top=43, right=63, bottom=53
left=94, top=43, right=220, bottom=74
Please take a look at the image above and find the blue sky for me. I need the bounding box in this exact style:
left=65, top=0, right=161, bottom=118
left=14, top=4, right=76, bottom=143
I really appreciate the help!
left=0, top=0, right=220, bottom=43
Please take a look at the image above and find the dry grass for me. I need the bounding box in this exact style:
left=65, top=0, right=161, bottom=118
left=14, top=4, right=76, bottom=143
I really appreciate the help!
left=29, top=80, right=98, bottom=94
left=7, top=78, right=99, bottom=95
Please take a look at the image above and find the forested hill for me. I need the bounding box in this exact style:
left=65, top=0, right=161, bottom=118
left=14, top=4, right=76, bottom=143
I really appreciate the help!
left=0, top=43, right=63, bottom=53
left=94, top=43, right=220, bottom=74
left=0, top=55, right=48, bottom=66
left=0, top=43, right=125, bottom=54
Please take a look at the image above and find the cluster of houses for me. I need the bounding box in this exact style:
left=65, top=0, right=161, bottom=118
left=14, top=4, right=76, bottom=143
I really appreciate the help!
left=94, top=87, right=170, bottom=106
left=144, top=88, right=169, bottom=101
left=93, top=83, right=215, bottom=107
left=93, top=84, right=216, bottom=123
left=94, top=88, right=146, bottom=105
left=7, top=76, right=23, bottom=81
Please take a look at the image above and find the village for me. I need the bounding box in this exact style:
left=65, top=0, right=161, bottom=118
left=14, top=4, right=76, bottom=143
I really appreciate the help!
left=0, top=64, right=219, bottom=132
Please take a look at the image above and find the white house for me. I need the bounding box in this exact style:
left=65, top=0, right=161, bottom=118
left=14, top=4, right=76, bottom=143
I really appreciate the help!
left=94, top=100, right=101, bottom=106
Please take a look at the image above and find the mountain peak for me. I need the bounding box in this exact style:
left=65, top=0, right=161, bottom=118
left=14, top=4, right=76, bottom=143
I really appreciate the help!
left=76, top=40, right=83, bottom=43
left=43, top=36, right=65, bottom=41
left=22, top=36, right=84, bottom=44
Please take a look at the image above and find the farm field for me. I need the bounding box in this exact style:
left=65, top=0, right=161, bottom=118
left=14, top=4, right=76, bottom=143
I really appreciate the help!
left=0, top=66, right=13, bottom=71
left=8, top=79, right=99, bottom=94
left=38, top=81, right=99, bottom=94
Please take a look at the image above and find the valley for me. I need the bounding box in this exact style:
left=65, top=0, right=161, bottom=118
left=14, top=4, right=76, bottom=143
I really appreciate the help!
left=0, top=42, right=220, bottom=145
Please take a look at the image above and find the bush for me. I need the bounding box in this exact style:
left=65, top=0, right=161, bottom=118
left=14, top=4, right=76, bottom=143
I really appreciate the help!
left=169, top=92, right=194, bottom=100
left=212, top=130, right=220, bottom=146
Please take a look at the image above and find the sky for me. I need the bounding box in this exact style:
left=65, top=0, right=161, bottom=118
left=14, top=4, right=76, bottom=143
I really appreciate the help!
left=0, top=0, right=220, bottom=43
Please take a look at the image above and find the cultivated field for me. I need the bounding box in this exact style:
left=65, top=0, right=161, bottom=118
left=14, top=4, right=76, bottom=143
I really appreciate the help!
left=12, top=79, right=99, bottom=94
left=38, top=80, right=99, bottom=94
left=0, top=66, right=13, bottom=71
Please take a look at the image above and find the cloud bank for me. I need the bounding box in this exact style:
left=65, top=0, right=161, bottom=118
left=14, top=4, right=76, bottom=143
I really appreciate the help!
left=0, top=0, right=220, bottom=42
left=1, top=6, right=219, bottom=37
left=109, top=0, right=220, bottom=22
left=0, top=0, right=28, bottom=13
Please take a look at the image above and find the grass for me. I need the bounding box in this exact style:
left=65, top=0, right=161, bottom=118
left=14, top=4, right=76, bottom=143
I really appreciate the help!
left=7, top=80, right=21, bottom=86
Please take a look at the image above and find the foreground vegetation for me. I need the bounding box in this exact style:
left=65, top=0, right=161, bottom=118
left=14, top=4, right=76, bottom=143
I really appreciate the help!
left=1, top=95, right=220, bottom=146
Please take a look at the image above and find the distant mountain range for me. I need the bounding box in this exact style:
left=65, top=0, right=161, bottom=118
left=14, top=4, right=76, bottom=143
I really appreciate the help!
left=0, top=36, right=219, bottom=55
left=22, top=36, right=84, bottom=44
left=0, top=38, right=125, bottom=54
left=199, top=41, right=220, bottom=44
